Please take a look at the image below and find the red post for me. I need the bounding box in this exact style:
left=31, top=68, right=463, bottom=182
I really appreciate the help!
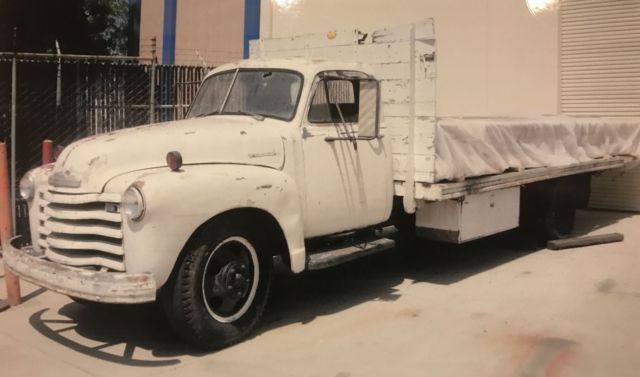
left=0, top=142, right=21, bottom=306
left=42, top=139, right=54, bottom=165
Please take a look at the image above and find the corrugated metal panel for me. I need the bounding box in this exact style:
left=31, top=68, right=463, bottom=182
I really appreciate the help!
left=560, top=0, right=640, bottom=117
left=560, top=0, right=640, bottom=211
left=590, top=167, right=640, bottom=211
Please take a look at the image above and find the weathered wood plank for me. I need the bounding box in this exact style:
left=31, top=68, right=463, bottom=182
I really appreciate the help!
left=547, top=233, right=624, bottom=250
left=415, top=157, right=629, bottom=201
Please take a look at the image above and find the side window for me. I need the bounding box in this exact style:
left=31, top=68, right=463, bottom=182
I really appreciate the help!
left=308, top=79, right=360, bottom=124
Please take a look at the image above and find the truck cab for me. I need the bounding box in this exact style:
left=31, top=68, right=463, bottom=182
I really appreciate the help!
left=6, top=58, right=396, bottom=349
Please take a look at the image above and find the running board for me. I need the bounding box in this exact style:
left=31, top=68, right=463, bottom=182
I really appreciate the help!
left=306, top=237, right=395, bottom=271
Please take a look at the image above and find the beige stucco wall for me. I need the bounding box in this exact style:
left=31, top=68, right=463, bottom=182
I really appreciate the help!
left=175, top=0, right=244, bottom=66
left=139, top=0, right=244, bottom=66
left=139, top=0, right=164, bottom=61
left=260, top=0, right=559, bottom=117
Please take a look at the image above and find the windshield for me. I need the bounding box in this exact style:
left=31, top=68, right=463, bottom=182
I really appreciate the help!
left=187, top=69, right=304, bottom=121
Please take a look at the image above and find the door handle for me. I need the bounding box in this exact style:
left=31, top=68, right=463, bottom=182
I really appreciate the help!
left=325, top=135, right=383, bottom=142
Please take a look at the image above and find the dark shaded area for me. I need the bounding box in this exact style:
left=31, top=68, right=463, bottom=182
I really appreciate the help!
left=29, top=305, right=199, bottom=366
left=0, top=0, right=130, bottom=55
left=257, top=209, right=627, bottom=332
left=21, top=286, right=48, bottom=303
left=126, top=0, right=141, bottom=56
left=262, top=231, right=541, bottom=329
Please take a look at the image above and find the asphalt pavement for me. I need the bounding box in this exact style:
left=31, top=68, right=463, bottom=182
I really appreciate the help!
left=1, top=209, right=639, bottom=377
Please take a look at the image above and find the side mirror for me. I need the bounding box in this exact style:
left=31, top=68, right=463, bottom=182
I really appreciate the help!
left=358, top=79, right=379, bottom=139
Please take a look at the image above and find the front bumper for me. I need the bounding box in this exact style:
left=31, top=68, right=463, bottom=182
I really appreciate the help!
left=3, top=237, right=156, bottom=303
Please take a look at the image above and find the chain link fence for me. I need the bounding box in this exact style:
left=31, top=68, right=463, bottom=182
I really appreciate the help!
left=0, top=52, right=211, bottom=237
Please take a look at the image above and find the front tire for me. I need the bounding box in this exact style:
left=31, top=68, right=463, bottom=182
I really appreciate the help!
left=163, top=222, right=273, bottom=349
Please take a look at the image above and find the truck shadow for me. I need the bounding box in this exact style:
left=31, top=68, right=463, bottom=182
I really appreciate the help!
left=261, top=230, right=540, bottom=331
left=262, top=209, right=628, bottom=332
left=26, top=233, right=533, bottom=366
left=26, top=210, right=628, bottom=363
left=28, top=303, right=205, bottom=367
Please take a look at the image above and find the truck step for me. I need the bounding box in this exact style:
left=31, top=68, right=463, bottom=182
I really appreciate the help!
left=306, top=237, right=395, bottom=271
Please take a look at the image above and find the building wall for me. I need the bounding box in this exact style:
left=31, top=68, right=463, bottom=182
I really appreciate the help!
left=560, top=0, right=640, bottom=212
left=139, top=0, right=245, bottom=66
left=260, top=0, right=559, bottom=117
left=175, top=0, right=244, bottom=66
left=139, top=0, right=164, bottom=61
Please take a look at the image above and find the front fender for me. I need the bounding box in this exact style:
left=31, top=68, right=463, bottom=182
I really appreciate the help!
left=105, top=164, right=306, bottom=288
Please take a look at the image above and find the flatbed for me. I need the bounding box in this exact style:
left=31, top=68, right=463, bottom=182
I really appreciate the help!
left=413, top=156, right=634, bottom=201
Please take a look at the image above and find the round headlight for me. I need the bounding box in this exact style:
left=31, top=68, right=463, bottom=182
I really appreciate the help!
left=122, top=186, right=145, bottom=221
left=19, top=174, right=35, bottom=200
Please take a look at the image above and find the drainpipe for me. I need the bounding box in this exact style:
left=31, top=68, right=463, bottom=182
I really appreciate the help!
left=161, top=0, right=177, bottom=121
left=162, top=0, right=176, bottom=65
left=243, top=0, right=261, bottom=58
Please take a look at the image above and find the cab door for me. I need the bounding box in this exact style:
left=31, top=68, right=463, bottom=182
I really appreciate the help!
left=300, top=72, right=392, bottom=238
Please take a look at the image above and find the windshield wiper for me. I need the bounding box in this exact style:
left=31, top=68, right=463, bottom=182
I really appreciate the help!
left=235, top=110, right=265, bottom=121
left=195, top=109, right=265, bottom=121
left=195, top=110, right=221, bottom=118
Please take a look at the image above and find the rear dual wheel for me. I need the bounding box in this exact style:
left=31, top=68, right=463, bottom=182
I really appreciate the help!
left=163, top=222, right=273, bottom=349
left=544, top=186, right=577, bottom=241
left=521, top=176, right=586, bottom=244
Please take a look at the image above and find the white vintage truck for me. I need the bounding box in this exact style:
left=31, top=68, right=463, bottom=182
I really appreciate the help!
left=5, top=20, right=640, bottom=349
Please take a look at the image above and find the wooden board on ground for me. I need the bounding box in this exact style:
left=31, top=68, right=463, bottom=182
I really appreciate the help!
left=547, top=233, right=624, bottom=251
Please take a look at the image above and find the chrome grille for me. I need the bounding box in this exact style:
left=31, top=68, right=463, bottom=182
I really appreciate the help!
left=37, top=189, right=125, bottom=271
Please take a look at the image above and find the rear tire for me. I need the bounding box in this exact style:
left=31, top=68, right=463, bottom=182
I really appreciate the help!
left=520, top=177, right=580, bottom=244
left=544, top=186, right=576, bottom=241
left=162, top=221, right=273, bottom=349
left=390, top=197, right=416, bottom=249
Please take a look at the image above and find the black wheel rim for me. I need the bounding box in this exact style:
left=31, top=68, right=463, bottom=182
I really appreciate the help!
left=201, top=237, right=259, bottom=323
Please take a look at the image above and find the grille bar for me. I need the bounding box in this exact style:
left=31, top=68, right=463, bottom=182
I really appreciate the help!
left=45, top=248, right=126, bottom=271
left=44, top=205, right=121, bottom=222
left=44, top=219, right=123, bottom=239
left=46, top=235, right=124, bottom=256
left=44, top=191, right=121, bottom=204
left=36, top=187, right=125, bottom=272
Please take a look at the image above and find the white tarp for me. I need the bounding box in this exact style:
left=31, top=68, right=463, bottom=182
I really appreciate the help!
left=433, top=116, right=640, bottom=182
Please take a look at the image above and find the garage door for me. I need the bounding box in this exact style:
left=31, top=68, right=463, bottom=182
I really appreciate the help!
left=560, top=0, right=640, bottom=211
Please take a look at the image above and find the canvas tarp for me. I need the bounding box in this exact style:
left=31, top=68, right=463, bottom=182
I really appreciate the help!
left=433, top=116, right=640, bottom=182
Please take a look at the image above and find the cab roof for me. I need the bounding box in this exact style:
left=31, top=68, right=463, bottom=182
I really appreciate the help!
left=206, top=58, right=375, bottom=80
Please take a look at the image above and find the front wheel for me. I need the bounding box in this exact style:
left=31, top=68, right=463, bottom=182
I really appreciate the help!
left=163, top=223, right=273, bottom=349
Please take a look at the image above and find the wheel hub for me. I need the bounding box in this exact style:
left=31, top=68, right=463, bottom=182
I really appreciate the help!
left=201, top=237, right=260, bottom=323
left=213, top=261, right=251, bottom=300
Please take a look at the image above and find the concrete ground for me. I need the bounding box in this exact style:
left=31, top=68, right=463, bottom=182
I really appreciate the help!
left=1, top=209, right=639, bottom=377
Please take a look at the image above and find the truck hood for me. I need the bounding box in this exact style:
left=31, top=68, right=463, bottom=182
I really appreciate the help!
left=49, top=116, right=287, bottom=193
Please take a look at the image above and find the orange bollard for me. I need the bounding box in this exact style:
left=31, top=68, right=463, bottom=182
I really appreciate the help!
left=42, top=139, right=54, bottom=165
left=0, top=142, right=20, bottom=306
